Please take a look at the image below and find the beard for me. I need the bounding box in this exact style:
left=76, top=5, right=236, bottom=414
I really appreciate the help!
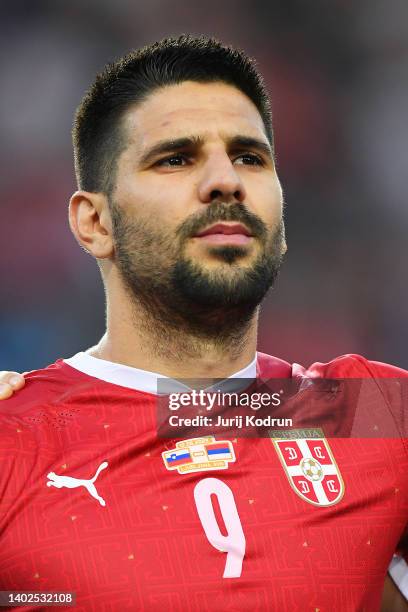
left=110, top=200, right=286, bottom=338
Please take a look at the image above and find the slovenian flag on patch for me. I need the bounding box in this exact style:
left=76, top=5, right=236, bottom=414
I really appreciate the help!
left=205, top=442, right=232, bottom=460
left=164, top=449, right=193, bottom=468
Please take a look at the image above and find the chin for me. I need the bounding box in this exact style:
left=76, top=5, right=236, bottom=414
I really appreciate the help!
left=194, top=246, right=255, bottom=268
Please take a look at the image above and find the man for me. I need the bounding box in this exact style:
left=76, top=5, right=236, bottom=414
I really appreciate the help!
left=0, top=35, right=407, bottom=611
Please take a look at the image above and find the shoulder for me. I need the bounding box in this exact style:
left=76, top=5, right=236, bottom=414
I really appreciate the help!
left=295, top=354, right=407, bottom=443
left=257, top=351, right=408, bottom=379
left=300, top=353, right=408, bottom=378
left=0, top=359, right=88, bottom=419
left=293, top=354, right=407, bottom=419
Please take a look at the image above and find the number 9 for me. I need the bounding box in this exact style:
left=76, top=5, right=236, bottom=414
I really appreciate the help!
left=194, top=477, right=246, bottom=578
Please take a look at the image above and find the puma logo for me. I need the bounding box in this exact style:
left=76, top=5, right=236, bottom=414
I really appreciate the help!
left=46, top=461, right=108, bottom=507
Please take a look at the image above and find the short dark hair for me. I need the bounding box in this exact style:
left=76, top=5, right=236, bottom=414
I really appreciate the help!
left=73, top=34, right=273, bottom=196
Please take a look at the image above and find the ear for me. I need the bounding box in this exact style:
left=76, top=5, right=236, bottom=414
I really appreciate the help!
left=69, top=191, right=114, bottom=259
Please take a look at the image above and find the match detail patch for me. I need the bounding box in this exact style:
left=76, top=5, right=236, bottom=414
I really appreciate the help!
left=162, top=436, right=235, bottom=474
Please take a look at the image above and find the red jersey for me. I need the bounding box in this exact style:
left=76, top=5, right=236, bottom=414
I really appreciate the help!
left=0, top=352, right=407, bottom=611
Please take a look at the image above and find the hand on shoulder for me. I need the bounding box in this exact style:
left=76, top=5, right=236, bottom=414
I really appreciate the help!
left=0, top=372, right=25, bottom=399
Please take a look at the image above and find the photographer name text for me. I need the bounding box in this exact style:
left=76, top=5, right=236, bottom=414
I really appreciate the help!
left=168, top=415, right=293, bottom=428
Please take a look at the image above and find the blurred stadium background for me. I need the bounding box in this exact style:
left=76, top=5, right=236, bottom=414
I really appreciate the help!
left=0, top=0, right=407, bottom=371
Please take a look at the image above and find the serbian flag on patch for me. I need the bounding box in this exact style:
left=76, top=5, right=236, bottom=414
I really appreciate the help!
left=164, top=449, right=193, bottom=469
left=205, top=442, right=232, bottom=460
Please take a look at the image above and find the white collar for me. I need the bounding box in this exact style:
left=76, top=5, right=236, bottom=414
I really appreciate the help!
left=64, top=351, right=257, bottom=396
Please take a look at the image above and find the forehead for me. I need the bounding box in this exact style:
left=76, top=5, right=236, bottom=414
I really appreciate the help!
left=123, top=81, right=268, bottom=149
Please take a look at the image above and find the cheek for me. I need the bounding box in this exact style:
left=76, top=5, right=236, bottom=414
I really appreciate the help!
left=121, top=175, right=194, bottom=228
left=247, top=178, right=283, bottom=226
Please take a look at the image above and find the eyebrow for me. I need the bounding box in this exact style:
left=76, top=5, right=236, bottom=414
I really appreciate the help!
left=138, top=136, right=203, bottom=166
left=227, top=135, right=273, bottom=159
left=138, top=134, right=274, bottom=166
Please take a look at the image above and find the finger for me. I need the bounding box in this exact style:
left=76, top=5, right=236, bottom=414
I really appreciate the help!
left=0, top=372, right=25, bottom=389
left=0, top=383, right=14, bottom=400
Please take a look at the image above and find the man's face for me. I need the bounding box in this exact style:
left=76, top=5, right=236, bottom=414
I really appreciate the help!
left=109, top=81, right=286, bottom=329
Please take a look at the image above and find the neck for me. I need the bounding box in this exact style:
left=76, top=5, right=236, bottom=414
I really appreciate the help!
left=89, top=274, right=258, bottom=379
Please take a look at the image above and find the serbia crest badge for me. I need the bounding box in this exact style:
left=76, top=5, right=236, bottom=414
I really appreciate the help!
left=271, top=429, right=345, bottom=507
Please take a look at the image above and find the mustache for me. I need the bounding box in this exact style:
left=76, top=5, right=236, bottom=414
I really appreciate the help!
left=176, top=201, right=268, bottom=241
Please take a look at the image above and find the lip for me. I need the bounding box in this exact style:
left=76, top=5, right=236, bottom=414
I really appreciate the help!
left=195, top=223, right=253, bottom=238
left=195, top=233, right=253, bottom=245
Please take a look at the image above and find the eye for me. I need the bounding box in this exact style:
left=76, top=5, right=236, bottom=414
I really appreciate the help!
left=156, top=154, right=189, bottom=167
left=234, top=153, right=264, bottom=166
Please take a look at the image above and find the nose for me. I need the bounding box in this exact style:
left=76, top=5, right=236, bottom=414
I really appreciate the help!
left=197, top=152, right=247, bottom=204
